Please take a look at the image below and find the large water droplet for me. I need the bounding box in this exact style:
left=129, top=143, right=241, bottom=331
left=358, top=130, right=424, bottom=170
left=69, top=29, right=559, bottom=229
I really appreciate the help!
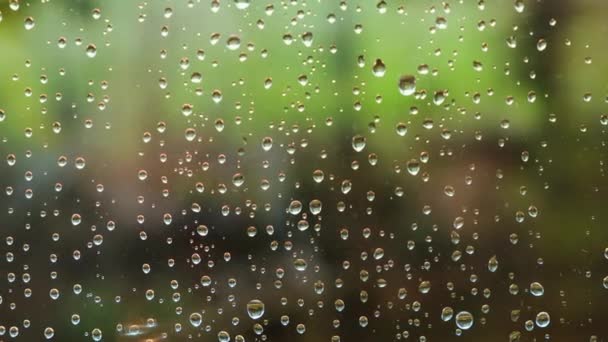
left=398, top=75, right=416, bottom=96
left=372, top=59, right=386, bottom=77
left=352, top=135, right=367, bottom=152
left=189, top=312, right=203, bottom=327
left=455, top=311, right=474, bottom=330
left=535, top=311, right=550, bottom=328
left=234, top=0, right=250, bottom=10
left=246, top=299, right=265, bottom=319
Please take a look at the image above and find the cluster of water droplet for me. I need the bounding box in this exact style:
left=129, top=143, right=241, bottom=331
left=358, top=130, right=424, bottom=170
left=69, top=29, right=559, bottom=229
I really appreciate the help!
left=1, top=0, right=606, bottom=341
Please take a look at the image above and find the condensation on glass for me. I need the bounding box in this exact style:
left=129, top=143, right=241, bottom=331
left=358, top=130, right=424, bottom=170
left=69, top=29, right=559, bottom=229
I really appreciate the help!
left=0, top=0, right=606, bottom=341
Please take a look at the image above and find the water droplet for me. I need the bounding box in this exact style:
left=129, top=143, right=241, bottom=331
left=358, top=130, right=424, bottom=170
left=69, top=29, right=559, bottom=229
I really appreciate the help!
left=352, top=135, right=367, bottom=152
left=91, top=328, right=103, bottom=341
left=406, top=159, right=420, bottom=176
left=398, top=75, right=416, bottom=96
left=535, top=311, right=550, bottom=328
left=488, top=255, right=499, bottom=272
left=530, top=282, right=544, bottom=296
left=288, top=200, right=303, bottom=215
left=301, top=31, right=314, bottom=47
left=455, top=311, right=474, bottom=330
left=537, top=38, right=547, bottom=52
left=189, top=312, right=203, bottom=327
left=234, top=0, right=250, bottom=10
left=246, top=299, right=265, bottom=319
left=190, top=72, right=202, bottom=83
left=218, top=331, right=231, bottom=342
left=24, top=17, right=35, bottom=30
left=71, top=214, right=82, bottom=226
left=444, top=185, right=455, bottom=197
left=261, top=137, right=273, bottom=151
left=441, top=307, right=454, bottom=321
left=372, top=59, right=386, bottom=77
left=86, top=44, right=97, bottom=58
left=43, top=327, right=54, bottom=339
left=226, top=35, right=241, bottom=50
left=232, top=173, right=245, bottom=187
left=294, top=258, right=307, bottom=271
left=309, top=199, right=322, bottom=215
